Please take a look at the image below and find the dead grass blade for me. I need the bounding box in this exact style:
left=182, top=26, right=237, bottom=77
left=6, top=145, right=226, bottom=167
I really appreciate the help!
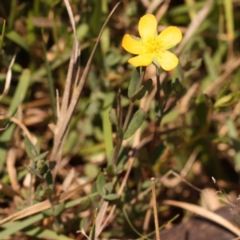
left=0, top=180, right=20, bottom=198
left=175, top=0, right=214, bottom=55
left=0, top=179, right=94, bottom=225
left=50, top=1, right=121, bottom=178
left=0, top=54, right=16, bottom=100
left=49, top=0, right=80, bottom=172
left=204, top=57, right=240, bottom=97
left=6, top=148, right=20, bottom=191
left=61, top=0, right=80, bottom=113
left=163, top=200, right=240, bottom=237
left=0, top=116, right=35, bottom=145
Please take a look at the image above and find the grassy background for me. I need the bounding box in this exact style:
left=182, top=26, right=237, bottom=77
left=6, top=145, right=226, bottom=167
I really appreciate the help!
left=0, top=0, right=240, bottom=239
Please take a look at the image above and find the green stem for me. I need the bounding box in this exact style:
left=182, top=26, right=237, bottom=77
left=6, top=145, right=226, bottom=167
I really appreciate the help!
left=44, top=180, right=61, bottom=230
left=7, top=0, right=17, bottom=31
left=0, top=20, right=6, bottom=53
left=41, top=28, right=57, bottom=123
left=151, top=67, right=162, bottom=153
left=112, top=67, right=146, bottom=165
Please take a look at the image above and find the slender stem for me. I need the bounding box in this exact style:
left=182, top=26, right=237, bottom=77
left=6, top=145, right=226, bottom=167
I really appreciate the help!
left=7, top=0, right=17, bottom=31
left=44, top=179, right=60, bottom=230
left=117, top=88, right=122, bottom=128
left=29, top=161, right=34, bottom=206
left=41, top=29, right=57, bottom=123
left=112, top=68, right=146, bottom=165
left=151, top=67, right=162, bottom=152
left=123, top=68, right=146, bottom=132
left=0, top=20, right=6, bottom=53
left=151, top=178, right=161, bottom=240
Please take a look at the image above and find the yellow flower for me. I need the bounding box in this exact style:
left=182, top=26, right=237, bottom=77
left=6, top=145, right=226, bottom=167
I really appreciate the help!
left=122, top=14, right=182, bottom=71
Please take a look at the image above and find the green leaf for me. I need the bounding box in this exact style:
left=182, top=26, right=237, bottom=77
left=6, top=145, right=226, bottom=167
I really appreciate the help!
left=24, top=137, right=36, bottom=159
left=129, top=79, right=153, bottom=101
left=162, top=79, right=173, bottom=96
left=109, top=108, right=118, bottom=126
left=161, top=110, right=179, bottom=125
left=8, top=69, right=31, bottom=116
left=128, top=69, right=140, bottom=99
left=103, top=193, right=119, bottom=201
left=0, top=19, right=6, bottom=53
left=26, top=165, right=43, bottom=179
left=43, top=202, right=65, bottom=217
left=104, top=182, right=113, bottom=194
left=184, top=58, right=202, bottom=78
left=227, top=119, right=240, bottom=171
left=151, top=143, right=165, bottom=165
left=216, top=82, right=231, bottom=99
left=108, top=108, right=123, bottom=139
left=105, top=165, right=117, bottom=177
left=0, top=214, right=43, bottom=238
left=1, top=217, right=73, bottom=240
left=0, top=70, right=31, bottom=171
left=6, top=31, right=30, bottom=52
left=195, top=94, right=208, bottom=127
left=214, top=92, right=239, bottom=108
left=80, top=217, right=89, bottom=230
left=33, top=151, right=49, bottom=162
left=172, top=78, right=184, bottom=94
left=43, top=168, right=53, bottom=190
left=123, top=108, right=145, bottom=140
left=96, top=172, right=106, bottom=196
left=105, top=48, right=121, bottom=66
left=203, top=50, right=218, bottom=82
left=101, top=92, right=115, bottom=158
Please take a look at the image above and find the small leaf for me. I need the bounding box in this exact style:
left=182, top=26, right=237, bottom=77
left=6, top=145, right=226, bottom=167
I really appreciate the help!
left=128, top=69, right=140, bottom=99
left=105, top=49, right=121, bottom=66
left=116, top=126, right=123, bottom=139
left=214, top=92, right=239, bottom=108
left=217, top=82, right=231, bottom=99
left=24, top=137, right=36, bottom=159
left=104, top=182, right=113, bottom=194
left=109, top=108, right=123, bottom=139
left=43, top=202, right=64, bottom=216
left=105, top=165, right=117, bottom=177
left=109, top=108, right=118, bottom=126
left=6, top=31, right=30, bottom=52
left=103, top=193, right=119, bottom=201
left=172, top=78, right=184, bottom=94
left=33, top=151, right=49, bottom=162
left=195, top=94, right=208, bottom=127
left=161, top=110, right=179, bottom=125
left=26, top=165, right=43, bottom=179
left=80, top=217, right=89, bottom=230
left=96, top=172, right=106, bottom=196
left=44, top=169, right=53, bottom=190
left=162, top=79, right=173, bottom=96
left=227, top=119, right=240, bottom=171
left=129, top=79, right=153, bottom=101
left=123, top=108, right=145, bottom=139
left=184, top=58, right=202, bottom=78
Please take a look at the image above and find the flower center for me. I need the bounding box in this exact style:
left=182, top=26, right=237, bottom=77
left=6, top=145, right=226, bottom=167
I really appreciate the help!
left=143, top=37, right=162, bottom=54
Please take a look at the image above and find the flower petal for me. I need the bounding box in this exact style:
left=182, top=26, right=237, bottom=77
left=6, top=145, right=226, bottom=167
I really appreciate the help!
left=156, top=51, right=179, bottom=71
left=139, top=14, right=157, bottom=40
left=157, top=27, right=182, bottom=49
left=128, top=53, right=153, bottom=67
left=122, top=34, right=145, bottom=54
